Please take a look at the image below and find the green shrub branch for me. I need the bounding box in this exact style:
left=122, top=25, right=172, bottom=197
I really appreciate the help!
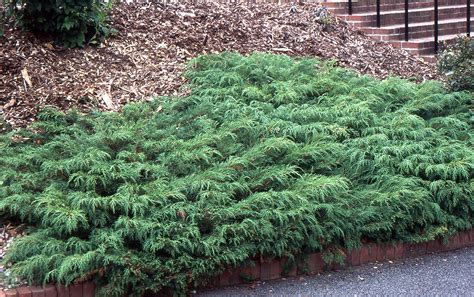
left=1, top=0, right=113, bottom=47
left=0, top=53, right=472, bottom=295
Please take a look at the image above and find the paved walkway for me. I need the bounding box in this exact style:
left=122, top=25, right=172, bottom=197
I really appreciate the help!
left=197, top=246, right=474, bottom=296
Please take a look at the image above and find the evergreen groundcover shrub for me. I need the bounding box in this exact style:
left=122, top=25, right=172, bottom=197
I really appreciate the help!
left=438, top=36, right=474, bottom=92
left=0, top=53, right=473, bottom=295
left=1, top=0, right=112, bottom=47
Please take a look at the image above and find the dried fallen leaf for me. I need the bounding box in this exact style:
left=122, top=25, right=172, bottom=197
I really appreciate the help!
left=44, top=42, right=54, bottom=50
left=3, top=99, right=17, bottom=109
left=21, top=68, right=33, bottom=88
left=101, top=91, right=115, bottom=110
left=176, top=210, right=187, bottom=219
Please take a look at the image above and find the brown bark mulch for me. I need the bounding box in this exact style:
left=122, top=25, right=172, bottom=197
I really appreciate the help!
left=0, top=1, right=439, bottom=128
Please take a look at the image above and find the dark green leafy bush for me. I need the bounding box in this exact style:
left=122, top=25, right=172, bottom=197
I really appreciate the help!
left=1, top=0, right=112, bottom=47
left=0, top=53, right=472, bottom=295
left=437, top=36, right=474, bottom=92
left=0, top=115, right=12, bottom=133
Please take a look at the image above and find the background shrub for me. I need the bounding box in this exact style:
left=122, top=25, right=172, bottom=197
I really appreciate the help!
left=437, top=36, right=474, bottom=92
left=1, top=0, right=112, bottom=47
left=0, top=53, right=472, bottom=296
left=0, top=115, right=12, bottom=133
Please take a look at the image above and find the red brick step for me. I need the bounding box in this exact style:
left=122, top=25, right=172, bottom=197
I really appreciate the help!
left=342, top=5, right=474, bottom=27
left=321, top=0, right=472, bottom=61
left=362, top=18, right=473, bottom=40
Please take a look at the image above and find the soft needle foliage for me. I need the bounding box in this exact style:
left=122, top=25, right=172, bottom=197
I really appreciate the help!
left=0, top=53, right=473, bottom=295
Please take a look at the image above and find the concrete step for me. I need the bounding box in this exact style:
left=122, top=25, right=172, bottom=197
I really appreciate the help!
left=321, top=0, right=469, bottom=7
left=324, top=0, right=471, bottom=14
left=388, top=33, right=468, bottom=55
left=360, top=17, right=473, bottom=40
left=341, top=5, right=474, bottom=27
left=321, top=0, right=471, bottom=60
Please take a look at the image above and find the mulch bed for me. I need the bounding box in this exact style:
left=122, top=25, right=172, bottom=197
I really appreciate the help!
left=0, top=1, right=439, bottom=128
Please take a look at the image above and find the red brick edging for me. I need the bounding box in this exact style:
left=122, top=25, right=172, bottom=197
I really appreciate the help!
left=0, top=282, right=95, bottom=297
left=2, top=229, right=473, bottom=296
left=211, top=229, right=474, bottom=287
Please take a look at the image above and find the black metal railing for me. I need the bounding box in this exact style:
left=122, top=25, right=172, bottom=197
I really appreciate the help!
left=376, top=0, right=381, bottom=27
left=347, top=0, right=472, bottom=54
left=468, top=0, right=471, bottom=37
left=434, top=0, right=439, bottom=53
left=405, top=0, right=409, bottom=41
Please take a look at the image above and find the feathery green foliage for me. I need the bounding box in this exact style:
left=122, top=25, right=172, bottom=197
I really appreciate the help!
left=0, top=53, right=473, bottom=295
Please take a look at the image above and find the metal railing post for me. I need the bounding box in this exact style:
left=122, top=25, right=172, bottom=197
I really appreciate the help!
left=434, top=0, right=439, bottom=53
left=349, top=0, right=353, bottom=15
left=468, top=0, right=471, bottom=36
left=405, top=0, right=409, bottom=41
left=377, top=0, right=381, bottom=27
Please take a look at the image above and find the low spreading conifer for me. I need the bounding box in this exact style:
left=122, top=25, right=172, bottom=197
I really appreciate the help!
left=0, top=53, right=472, bottom=296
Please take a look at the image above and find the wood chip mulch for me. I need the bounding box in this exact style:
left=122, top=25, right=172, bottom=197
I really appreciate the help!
left=0, top=2, right=440, bottom=128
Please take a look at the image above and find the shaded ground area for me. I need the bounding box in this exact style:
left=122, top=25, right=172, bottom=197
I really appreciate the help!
left=197, top=247, right=474, bottom=296
left=0, top=221, right=26, bottom=289
left=1, top=1, right=439, bottom=128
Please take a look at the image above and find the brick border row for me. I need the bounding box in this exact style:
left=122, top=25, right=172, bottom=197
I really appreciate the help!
left=210, top=229, right=474, bottom=288
left=0, top=282, right=95, bottom=297
left=2, top=229, right=473, bottom=296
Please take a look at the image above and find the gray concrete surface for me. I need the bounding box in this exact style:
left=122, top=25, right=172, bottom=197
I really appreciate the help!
left=196, top=246, right=474, bottom=296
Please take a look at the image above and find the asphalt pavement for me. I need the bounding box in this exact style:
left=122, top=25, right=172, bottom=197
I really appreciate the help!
left=196, top=246, right=474, bottom=296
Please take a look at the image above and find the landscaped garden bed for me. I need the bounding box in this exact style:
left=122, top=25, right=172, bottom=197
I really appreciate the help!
left=1, top=1, right=440, bottom=128
left=1, top=53, right=472, bottom=296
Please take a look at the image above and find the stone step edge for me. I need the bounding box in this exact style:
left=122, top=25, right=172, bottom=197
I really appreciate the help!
left=1, top=229, right=473, bottom=296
